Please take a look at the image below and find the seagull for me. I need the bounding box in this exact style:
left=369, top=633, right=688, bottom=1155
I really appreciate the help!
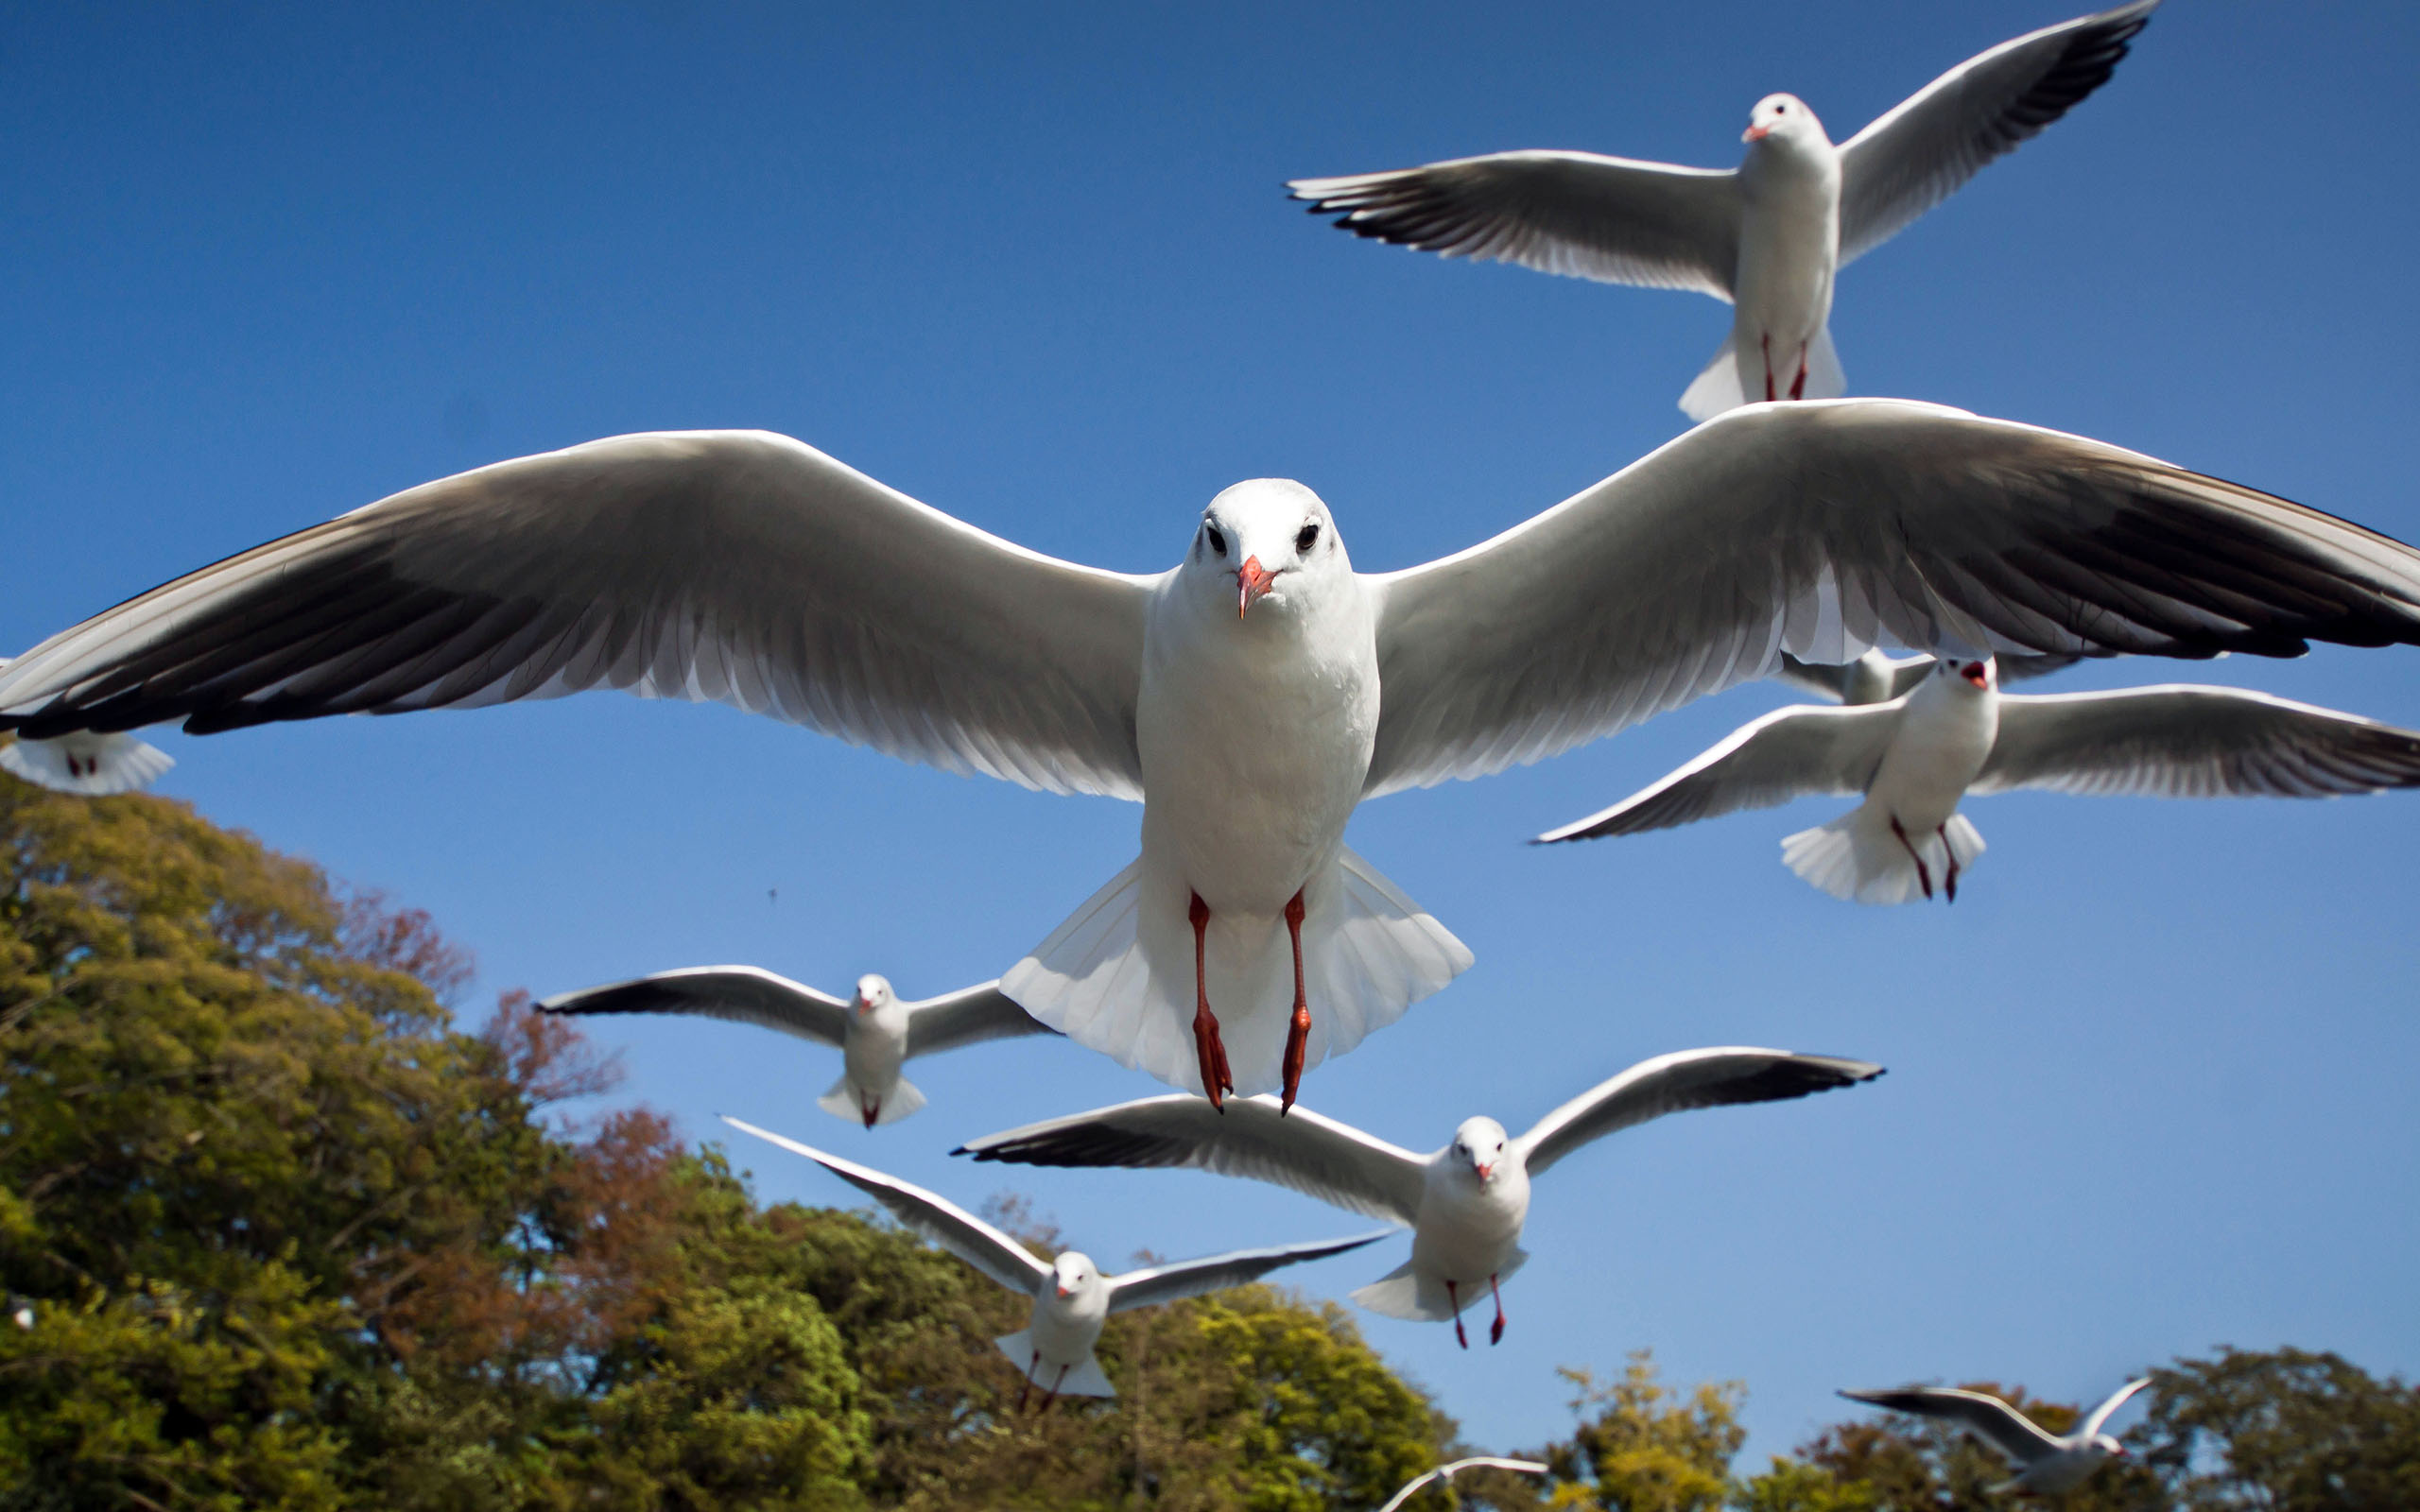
left=1376, top=1456, right=1550, bottom=1512
left=1288, top=2, right=2158, bottom=420
left=956, top=1047, right=1882, bottom=1348
left=540, top=968, right=1058, bottom=1128
left=719, top=1116, right=1388, bottom=1409
left=0, top=660, right=173, bottom=796
left=7, top=400, right=2420, bottom=1106
left=1538, top=659, right=2420, bottom=904
left=1841, top=1379, right=2152, bottom=1495
left=1774, top=648, right=2083, bottom=707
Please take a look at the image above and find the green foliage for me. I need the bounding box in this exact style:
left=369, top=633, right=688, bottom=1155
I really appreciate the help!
left=2139, top=1347, right=2420, bottom=1511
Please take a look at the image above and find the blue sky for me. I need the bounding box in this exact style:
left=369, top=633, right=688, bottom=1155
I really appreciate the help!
left=5, top=0, right=2415, bottom=1463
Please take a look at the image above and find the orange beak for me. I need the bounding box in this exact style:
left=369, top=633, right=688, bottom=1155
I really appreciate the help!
left=1473, top=1162, right=1494, bottom=1182
left=1054, top=1282, right=1071, bottom=1298
left=1236, top=556, right=1276, bottom=618
left=1742, top=123, right=1771, bottom=143
left=1962, top=662, right=1990, bottom=690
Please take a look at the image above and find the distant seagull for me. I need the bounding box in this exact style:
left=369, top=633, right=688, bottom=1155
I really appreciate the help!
left=1774, top=648, right=2083, bottom=707
left=959, top=1047, right=1880, bottom=1348
left=1377, top=1456, right=1550, bottom=1512
left=0, top=660, right=172, bottom=796
left=1539, top=660, right=2420, bottom=904
left=9, top=403, right=2420, bottom=1106
left=542, top=969, right=1056, bottom=1128
left=1289, top=3, right=2158, bottom=420
left=721, top=1117, right=1387, bottom=1408
left=1841, top=1379, right=2151, bottom=1495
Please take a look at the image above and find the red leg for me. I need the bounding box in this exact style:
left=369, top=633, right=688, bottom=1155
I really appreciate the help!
left=861, top=1097, right=879, bottom=1129
left=1279, top=889, right=1311, bottom=1113
left=1936, top=823, right=1961, bottom=902
left=1017, top=1353, right=1037, bottom=1413
left=1888, top=816, right=1933, bottom=900
left=1761, top=334, right=1776, bottom=403
left=1040, top=1363, right=1070, bottom=1411
left=1446, top=1280, right=1468, bottom=1349
left=1489, top=1274, right=1506, bottom=1346
left=1788, top=345, right=1808, bottom=401
left=1189, top=891, right=1232, bottom=1108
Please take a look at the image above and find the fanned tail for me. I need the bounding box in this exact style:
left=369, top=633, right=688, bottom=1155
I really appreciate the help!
left=994, top=1332, right=1115, bottom=1398
left=0, top=732, right=174, bottom=797
left=1679, top=335, right=1746, bottom=421
left=1001, top=850, right=1471, bottom=1096
left=814, top=1074, right=926, bottom=1127
left=1781, top=804, right=1985, bottom=905
left=1349, top=1249, right=1529, bottom=1323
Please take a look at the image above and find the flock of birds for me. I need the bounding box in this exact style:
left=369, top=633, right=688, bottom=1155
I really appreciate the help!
left=4, top=1, right=2411, bottom=1497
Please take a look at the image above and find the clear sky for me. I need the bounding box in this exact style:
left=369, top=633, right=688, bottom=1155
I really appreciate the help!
left=5, top=0, right=2415, bottom=1464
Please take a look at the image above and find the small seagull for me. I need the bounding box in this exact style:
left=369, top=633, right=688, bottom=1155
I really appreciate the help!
left=1289, top=3, right=2158, bottom=420
left=957, top=1047, right=1881, bottom=1349
left=1841, top=1379, right=2152, bottom=1496
left=1539, top=661, right=2420, bottom=904
left=1773, top=649, right=2083, bottom=707
left=721, top=1116, right=1388, bottom=1409
left=543, top=968, right=1057, bottom=1128
left=0, top=662, right=172, bottom=795
left=10, top=402, right=2420, bottom=1108
left=1377, top=1456, right=1550, bottom=1512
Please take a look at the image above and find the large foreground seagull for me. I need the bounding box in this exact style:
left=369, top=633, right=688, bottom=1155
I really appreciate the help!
left=6, top=400, right=2420, bottom=1104
left=1290, top=2, right=2158, bottom=419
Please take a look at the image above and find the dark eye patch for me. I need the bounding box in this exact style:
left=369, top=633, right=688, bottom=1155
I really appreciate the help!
left=1205, top=524, right=1227, bottom=557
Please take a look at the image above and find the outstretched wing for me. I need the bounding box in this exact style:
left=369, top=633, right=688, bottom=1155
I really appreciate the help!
left=1841, top=1386, right=2063, bottom=1465
left=0, top=431, right=1153, bottom=799
left=957, top=1094, right=1429, bottom=1226
left=1289, top=151, right=1740, bottom=298
left=1839, top=1, right=2161, bottom=263
left=903, top=982, right=1060, bottom=1057
left=1104, top=1229, right=1392, bottom=1314
left=1361, top=400, right=2420, bottom=798
left=1976, top=687, right=2420, bottom=798
left=1515, top=1048, right=1884, bottom=1179
left=540, top=965, right=853, bottom=1046
left=721, top=1117, right=1050, bottom=1295
left=1534, top=703, right=1899, bottom=843
left=2081, top=1377, right=2152, bottom=1437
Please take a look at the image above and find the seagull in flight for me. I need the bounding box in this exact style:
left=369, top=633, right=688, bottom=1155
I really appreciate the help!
left=0, top=660, right=172, bottom=796
left=1773, top=648, right=2083, bottom=707
left=1376, top=1456, right=1550, bottom=1512
left=1539, top=660, right=2420, bottom=904
left=7, top=400, right=2420, bottom=1107
left=958, top=1047, right=1882, bottom=1349
left=1841, top=1379, right=2152, bottom=1495
left=721, top=1116, right=1387, bottom=1409
left=542, top=968, right=1056, bottom=1128
left=1290, top=3, right=2158, bottom=419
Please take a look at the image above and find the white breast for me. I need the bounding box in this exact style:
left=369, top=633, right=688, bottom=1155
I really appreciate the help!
left=1734, top=146, right=1841, bottom=350
left=1410, top=1162, right=1530, bottom=1287
left=1868, top=683, right=1998, bottom=831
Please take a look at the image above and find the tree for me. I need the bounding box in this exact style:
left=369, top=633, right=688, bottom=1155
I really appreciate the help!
left=2136, top=1347, right=2420, bottom=1512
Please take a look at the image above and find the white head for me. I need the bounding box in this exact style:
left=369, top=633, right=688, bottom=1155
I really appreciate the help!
left=1741, top=93, right=1829, bottom=149
left=1933, top=656, right=1997, bottom=696
left=1448, top=1116, right=1511, bottom=1186
left=1047, top=1250, right=1103, bottom=1303
left=1187, top=479, right=1350, bottom=624
left=853, top=973, right=895, bottom=1016
left=2087, top=1432, right=2128, bottom=1462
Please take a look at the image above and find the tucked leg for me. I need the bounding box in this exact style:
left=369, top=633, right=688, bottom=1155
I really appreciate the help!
left=1279, top=889, right=1311, bottom=1113
left=1017, top=1352, right=1038, bottom=1413
left=1189, top=891, right=1232, bottom=1108
left=1446, top=1280, right=1468, bottom=1350
left=1788, top=344, right=1808, bottom=401
left=1040, top=1363, right=1070, bottom=1411
left=1889, top=816, right=1934, bottom=900
left=860, top=1097, right=879, bottom=1129
left=1936, top=823, right=1962, bottom=902
left=1489, top=1274, right=1506, bottom=1346
left=1761, top=334, right=1776, bottom=403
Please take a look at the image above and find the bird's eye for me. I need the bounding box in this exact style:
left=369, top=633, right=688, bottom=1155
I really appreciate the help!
left=1775, top=103, right=1788, bottom=113
left=1205, top=524, right=1227, bottom=557
left=1295, top=524, right=1320, bottom=554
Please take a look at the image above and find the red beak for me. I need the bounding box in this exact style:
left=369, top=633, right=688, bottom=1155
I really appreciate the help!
left=1742, top=123, right=1771, bottom=142
left=1054, top=1283, right=1071, bottom=1298
left=1474, top=1163, right=1494, bottom=1182
left=1237, top=557, right=1275, bottom=618
left=1962, top=662, right=1989, bottom=689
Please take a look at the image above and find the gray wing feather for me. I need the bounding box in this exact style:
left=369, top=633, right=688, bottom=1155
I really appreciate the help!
left=1976, top=687, right=2420, bottom=798
left=1841, top=1386, right=2063, bottom=1464
left=0, top=431, right=1152, bottom=799
left=956, top=1094, right=1428, bottom=1225
left=1289, top=151, right=1741, bottom=299
left=539, top=966, right=852, bottom=1046
left=902, top=982, right=1060, bottom=1057
left=1362, top=400, right=2420, bottom=799
left=1534, top=703, right=1900, bottom=843
left=721, top=1117, right=1050, bottom=1295
left=1516, top=1048, right=1884, bottom=1179
left=1839, top=1, right=2160, bottom=264
left=1104, top=1229, right=1393, bottom=1314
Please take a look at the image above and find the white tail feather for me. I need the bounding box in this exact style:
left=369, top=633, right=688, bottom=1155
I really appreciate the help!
left=1679, top=335, right=1746, bottom=421
left=1802, top=321, right=1846, bottom=402
left=1349, top=1249, right=1529, bottom=1323
left=994, top=1332, right=1116, bottom=1398
left=0, top=732, right=175, bottom=797
left=1781, top=804, right=1985, bottom=905
left=1002, top=849, right=1471, bottom=1096
left=815, top=1074, right=926, bottom=1127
